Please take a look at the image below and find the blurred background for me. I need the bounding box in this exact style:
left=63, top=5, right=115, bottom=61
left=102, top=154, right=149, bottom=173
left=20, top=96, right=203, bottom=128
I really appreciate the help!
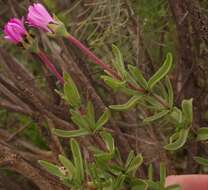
left=0, top=0, right=208, bottom=189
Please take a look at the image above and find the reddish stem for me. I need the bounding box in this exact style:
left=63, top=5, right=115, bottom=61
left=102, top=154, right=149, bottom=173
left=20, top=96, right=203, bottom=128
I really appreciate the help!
left=66, top=35, right=121, bottom=79
left=67, top=35, right=146, bottom=94
left=37, top=51, right=64, bottom=85
left=66, top=34, right=170, bottom=108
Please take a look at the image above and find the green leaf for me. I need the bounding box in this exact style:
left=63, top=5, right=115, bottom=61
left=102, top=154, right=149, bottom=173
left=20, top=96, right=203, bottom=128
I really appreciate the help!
left=126, top=154, right=143, bottom=174
left=70, top=139, right=84, bottom=184
left=70, top=110, right=89, bottom=129
left=63, top=73, right=81, bottom=108
left=165, top=77, right=174, bottom=107
left=53, top=128, right=90, bottom=138
left=120, top=87, right=141, bottom=96
left=143, top=110, right=170, bottom=123
left=112, top=45, right=127, bottom=78
left=95, top=109, right=111, bottom=132
left=160, top=163, right=166, bottom=186
left=197, top=127, right=208, bottom=141
left=144, top=96, right=164, bottom=110
left=39, top=160, right=65, bottom=178
left=165, top=184, right=181, bottom=190
left=95, top=152, right=113, bottom=163
left=148, top=53, right=172, bottom=90
left=109, top=95, right=142, bottom=111
left=58, top=155, right=76, bottom=179
left=113, top=174, right=126, bottom=190
left=125, top=151, right=134, bottom=169
left=146, top=180, right=160, bottom=190
left=108, top=164, right=124, bottom=176
left=148, top=164, right=153, bottom=180
left=170, top=107, right=183, bottom=123
left=194, top=156, right=208, bottom=166
left=169, top=132, right=180, bottom=143
left=86, top=101, right=96, bottom=128
left=164, top=129, right=189, bottom=150
left=101, top=75, right=126, bottom=90
left=182, top=99, right=193, bottom=125
left=100, top=131, right=115, bottom=153
left=128, top=64, right=148, bottom=89
left=131, top=179, right=148, bottom=190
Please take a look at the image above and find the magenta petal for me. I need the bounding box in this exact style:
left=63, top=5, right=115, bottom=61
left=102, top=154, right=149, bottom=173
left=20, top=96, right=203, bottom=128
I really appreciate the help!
left=27, top=3, right=55, bottom=31
left=3, top=17, right=27, bottom=44
left=34, top=3, right=53, bottom=21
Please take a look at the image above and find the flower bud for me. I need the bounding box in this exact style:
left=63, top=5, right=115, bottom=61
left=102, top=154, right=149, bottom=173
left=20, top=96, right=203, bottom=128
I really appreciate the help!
left=27, top=3, right=68, bottom=36
left=4, top=18, right=27, bottom=44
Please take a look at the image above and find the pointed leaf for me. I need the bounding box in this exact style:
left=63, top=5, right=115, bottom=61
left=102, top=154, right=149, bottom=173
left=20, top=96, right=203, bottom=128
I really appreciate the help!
left=148, top=164, right=153, bottom=180
left=58, top=155, right=75, bottom=179
left=63, top=73, right=81, bottom=108
left=53, top=128, right=90, bottom=138
left=70, top=139, right=84, bottom=183
left=100, top=131, right=115, bottom=153
left=101, top=75, right=126, bottom=89
left=128, top=64, right=148, bottom=89
left=125, top=151, right=134, bottom=169
left=95, top=109, right=111, bottom=132
left=86, top=101, right=96, bottom=128
left=70, top=110, right=89, bottom=129
left=126, top=154, right=143, bottom=174
left=166, top=77, right=174, bottom=107
left=39, top=160, right=65, bottom=178
left=113, top=174, right=126, bottom=190
left=164, top=129, right=189, bottom=150
left=109, top=95, right=142, bottom=111
left=148, top=53, right=172, bottom=90
left=112, top=45, right=127, bottom=78
left=143, top=110, right=170, bottom=123
left=160, top=163, right=166, bottom=186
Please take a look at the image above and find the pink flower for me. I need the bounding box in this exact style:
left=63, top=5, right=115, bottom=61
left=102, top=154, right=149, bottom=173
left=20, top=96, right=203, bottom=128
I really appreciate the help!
left=3, top=18, right=27, bottom=44
left=27, top=3, right=55, bottom=32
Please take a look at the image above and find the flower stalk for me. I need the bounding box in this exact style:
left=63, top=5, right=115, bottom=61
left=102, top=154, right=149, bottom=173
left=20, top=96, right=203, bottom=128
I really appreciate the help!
left=3, top=17, right=64, bottom=85
left=36, top=51, right=64, bottom=85
left=66, top=34, right=121, bottom=79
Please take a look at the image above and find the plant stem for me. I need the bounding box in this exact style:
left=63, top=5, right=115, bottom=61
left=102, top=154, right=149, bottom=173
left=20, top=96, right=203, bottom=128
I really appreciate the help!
left=66, top=34, right=146, bottom=92
left=37, top=51, right=64, bottom=85
left=66, top=34, right=169, bottom=107
left=66, top=34, right=121, bottom=79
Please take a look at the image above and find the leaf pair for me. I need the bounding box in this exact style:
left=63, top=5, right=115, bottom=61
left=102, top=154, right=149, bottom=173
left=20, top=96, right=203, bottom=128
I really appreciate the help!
left=125, top=151, right=143, bottom=176
left=53, top=104, right=111, bottom=138
left=93, top=132, right=115, bottom=163
left=164, top=99, right=193, bottom=151
left=39, top=139, right=84, bottom=188
left=63, top=73, right=81, bottom=108
left=127, top=51, right=172, bottom=91
left=146, top=163, right=180, bottom=190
